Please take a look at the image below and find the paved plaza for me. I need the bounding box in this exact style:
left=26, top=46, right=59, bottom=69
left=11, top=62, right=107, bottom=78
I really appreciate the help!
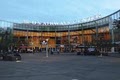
left=0, top=53, right=120, bottom=80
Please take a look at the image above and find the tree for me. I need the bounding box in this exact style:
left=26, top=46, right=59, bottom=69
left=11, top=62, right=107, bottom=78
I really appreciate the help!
left=0, top=29, right=13, bottom=52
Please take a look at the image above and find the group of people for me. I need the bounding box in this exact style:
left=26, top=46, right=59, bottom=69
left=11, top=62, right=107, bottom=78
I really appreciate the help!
left=49, top=48, right=60, bottom=54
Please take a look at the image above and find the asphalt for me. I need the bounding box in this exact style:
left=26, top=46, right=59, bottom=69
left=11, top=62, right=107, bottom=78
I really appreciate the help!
left=0, top=53, right=120, bottom=80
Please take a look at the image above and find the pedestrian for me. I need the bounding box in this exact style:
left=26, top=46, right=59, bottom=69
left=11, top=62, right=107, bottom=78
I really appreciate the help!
left=57, top=49, right=60, bottom=54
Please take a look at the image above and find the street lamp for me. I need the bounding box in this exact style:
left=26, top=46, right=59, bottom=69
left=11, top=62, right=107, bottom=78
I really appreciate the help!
left=31, top=42, right=34, bottom=53
left=42, top=39, right=49, bottom=57
left=46, top=39, right=49, bottom=57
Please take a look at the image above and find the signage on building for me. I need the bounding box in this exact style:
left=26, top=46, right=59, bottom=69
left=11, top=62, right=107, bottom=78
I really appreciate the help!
left=80, top=14, right=102, bottom=22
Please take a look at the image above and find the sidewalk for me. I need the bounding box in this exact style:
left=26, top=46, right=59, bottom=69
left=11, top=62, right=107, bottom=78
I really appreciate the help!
left=108, top=52, right=120, bottom=57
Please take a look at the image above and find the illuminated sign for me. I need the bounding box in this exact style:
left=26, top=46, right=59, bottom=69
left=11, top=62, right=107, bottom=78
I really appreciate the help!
left=80, top=14, right=102, bottom=22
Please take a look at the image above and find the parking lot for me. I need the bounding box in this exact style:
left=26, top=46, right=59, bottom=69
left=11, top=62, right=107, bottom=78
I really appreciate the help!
left=0, top=53, right=120, bottom=80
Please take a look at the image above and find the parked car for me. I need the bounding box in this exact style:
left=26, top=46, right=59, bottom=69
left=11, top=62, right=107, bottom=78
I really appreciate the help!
left=84, top=47, right=100, bottom=56
left=76, top=46, right=100, bottom=56
left=76, top=46, right=86, bottom=55
left=27, top=48, right=33, bottom=53
left=0, top=53, right=3, bottom=60
left=1, top=52, right=21, bottom=61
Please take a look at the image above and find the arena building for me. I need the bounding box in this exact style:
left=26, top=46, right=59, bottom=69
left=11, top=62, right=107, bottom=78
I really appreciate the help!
left=0, top=10, right=120, bottom=53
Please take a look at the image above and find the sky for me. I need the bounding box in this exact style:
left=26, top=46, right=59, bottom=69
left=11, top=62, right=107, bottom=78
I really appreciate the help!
left=0, top=0, right=119, bottom=23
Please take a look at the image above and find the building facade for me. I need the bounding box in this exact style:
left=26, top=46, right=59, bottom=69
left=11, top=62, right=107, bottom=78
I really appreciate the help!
left=0, top=10, right=120, bottom=52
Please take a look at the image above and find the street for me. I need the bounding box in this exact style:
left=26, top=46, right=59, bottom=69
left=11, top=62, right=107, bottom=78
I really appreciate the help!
left=0, top=53, right=120, bottom=80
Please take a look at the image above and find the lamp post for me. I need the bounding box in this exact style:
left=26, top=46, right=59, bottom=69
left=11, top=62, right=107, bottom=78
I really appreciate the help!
left=31, top=42, right=34, bottom=54
left=42, top=39, right=49, bottom=57
left=46, top=39, right=49, bottom=57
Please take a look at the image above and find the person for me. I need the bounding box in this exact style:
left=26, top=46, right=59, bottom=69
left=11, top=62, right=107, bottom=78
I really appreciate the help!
left=50, top=49, right=53, bottom=55
left=13, top=47, right=18, bottom=53
left=57, top=49, right=60, bottom=54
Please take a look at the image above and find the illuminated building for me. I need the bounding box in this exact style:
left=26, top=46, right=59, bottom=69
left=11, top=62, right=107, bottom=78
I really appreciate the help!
left=0, top=10, right=120, bottom=52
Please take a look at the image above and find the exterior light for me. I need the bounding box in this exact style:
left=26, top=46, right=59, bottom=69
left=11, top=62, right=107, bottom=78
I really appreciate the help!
left=42, top=39, right=49, bottom=57
left=46, top=39, right=49, bottom=42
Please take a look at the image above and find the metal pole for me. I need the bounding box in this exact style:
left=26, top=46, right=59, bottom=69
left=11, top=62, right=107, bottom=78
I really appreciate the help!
left=81, top=24, right=84, bottom=46
left=109, top=17, right=115, bottom=53
left=55, top=26, right=57, bottom=51
left=68, top=25, right=70, bottom=52
left=46, top=43, right=48, bottom=57
left=95, top=22, right=98, bottom=48
left=111, top=27, right=115, bottom=53
left=45, top=39, right=49, bottom=57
